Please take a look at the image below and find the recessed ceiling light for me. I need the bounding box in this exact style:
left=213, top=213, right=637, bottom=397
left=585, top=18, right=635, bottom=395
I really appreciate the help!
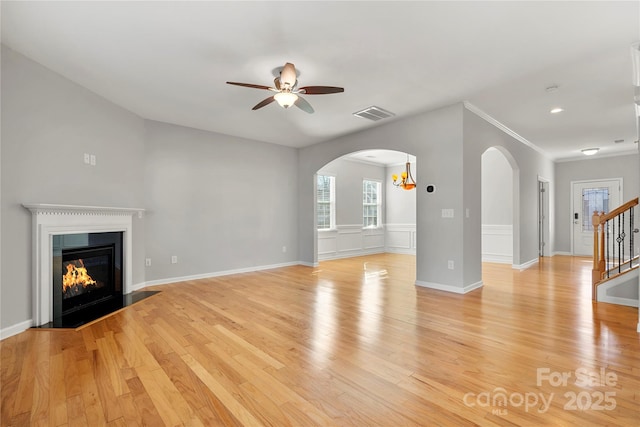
left=581, top=148, right=599, bottom=156
left=550, top=107, right=564, bottom=114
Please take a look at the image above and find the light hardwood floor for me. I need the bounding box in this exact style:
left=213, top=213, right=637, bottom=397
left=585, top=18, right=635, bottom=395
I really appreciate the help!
left=2, top=254, right=639, bottom=426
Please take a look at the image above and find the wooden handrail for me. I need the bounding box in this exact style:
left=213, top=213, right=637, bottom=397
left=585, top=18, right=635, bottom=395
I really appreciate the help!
left=592, top=197, right=639, bottom=300
left=598, top=197, right=639, bottom=223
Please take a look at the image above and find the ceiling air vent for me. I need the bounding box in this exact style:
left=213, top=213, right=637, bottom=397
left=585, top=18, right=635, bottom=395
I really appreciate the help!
left=353, top=106, right=395, bottom=121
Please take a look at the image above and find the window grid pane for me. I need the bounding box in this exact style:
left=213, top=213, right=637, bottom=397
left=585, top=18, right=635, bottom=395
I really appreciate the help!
left=317, top=175, right=334, bottom=230
left=582, top=188, right=609, bottom=232
left=363, top=180, right=380, bottom=228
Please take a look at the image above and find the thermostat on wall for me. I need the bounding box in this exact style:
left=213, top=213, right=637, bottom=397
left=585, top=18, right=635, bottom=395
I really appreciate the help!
left=426, top=184, right=436, bottom=193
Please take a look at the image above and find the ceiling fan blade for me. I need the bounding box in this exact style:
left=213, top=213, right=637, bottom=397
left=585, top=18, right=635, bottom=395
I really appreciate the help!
left=252, top=96, right=276, bottom=110
left=299, top=86, right=344, bottom=95
left=294, top=96, right=314, bottom=114
left=226, top=81, right=272, bottom=90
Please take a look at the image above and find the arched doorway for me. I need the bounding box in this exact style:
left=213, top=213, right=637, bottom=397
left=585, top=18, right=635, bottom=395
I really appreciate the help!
left=315, top=149, right=417, bottom=261
left=481, top=146, right=519, bottom=267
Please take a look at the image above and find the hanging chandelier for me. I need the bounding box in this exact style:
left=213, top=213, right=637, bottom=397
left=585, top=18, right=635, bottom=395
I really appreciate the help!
left=392, top=157, right=416, bottom=190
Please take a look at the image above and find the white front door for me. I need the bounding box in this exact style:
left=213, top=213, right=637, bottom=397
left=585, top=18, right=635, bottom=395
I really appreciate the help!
left=572, top=179, right=621, bottom=256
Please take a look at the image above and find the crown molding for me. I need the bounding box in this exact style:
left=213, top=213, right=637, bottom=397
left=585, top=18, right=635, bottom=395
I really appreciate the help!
left=463, top=101, right=552, bottom=160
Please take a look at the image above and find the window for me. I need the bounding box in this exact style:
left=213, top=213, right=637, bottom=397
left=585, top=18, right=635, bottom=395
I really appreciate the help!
left=582, top=187, right=609, bottom=232
left=317, top=175, right=335, bottom=230
left=363, top=180, right=381, bottom=228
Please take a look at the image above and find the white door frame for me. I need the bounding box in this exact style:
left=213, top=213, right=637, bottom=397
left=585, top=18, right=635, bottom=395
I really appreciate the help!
left=570, top=178, right=623, bottom=256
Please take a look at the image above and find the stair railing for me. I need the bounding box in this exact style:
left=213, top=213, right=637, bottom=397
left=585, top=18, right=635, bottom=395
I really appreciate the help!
left=591, top=197, right=639, bottom=300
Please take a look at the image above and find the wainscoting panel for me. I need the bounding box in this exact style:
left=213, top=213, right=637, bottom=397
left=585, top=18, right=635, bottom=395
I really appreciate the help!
left=318, top=229, right=338, bottom=255
left=482, top=224, right=513, bottom=264
left=319, top=225, right=385, bottom=260
left=385, top=224, right=416, bottom=255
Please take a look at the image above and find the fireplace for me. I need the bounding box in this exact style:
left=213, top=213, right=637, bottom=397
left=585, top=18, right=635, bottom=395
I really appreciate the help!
left=24, top=203, right=144, bottom=327
left=51, top=232, right=123, bottom=327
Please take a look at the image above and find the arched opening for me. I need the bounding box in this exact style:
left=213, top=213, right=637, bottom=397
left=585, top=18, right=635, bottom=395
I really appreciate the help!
left=314, top=149, right=417, bottom=262
left=481, top=147, right=520, bottom=269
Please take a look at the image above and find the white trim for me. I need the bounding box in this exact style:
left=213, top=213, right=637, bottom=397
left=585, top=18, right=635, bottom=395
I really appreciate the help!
left=143, top=261, right=299, bottom=287
left=319, top=248, right=385, bottom=261
left=596, top=270, right=639, bottom=308
left=23, top=203, right=144, bottom=216
left=463, top=101, right=552, bottom=159
left=482, top=254, right=512, bottom=264
left=482, top=224, right=513, bottom=264
left=0, top=319, right=33, bottom=340
left=131, top=282, right=148, bottom=292
left=597, top=296, right=639, bottom=308
left=23, top=203, right=143, bottom=326
left=513, top=258, right=539, bottom=270
left=553, top=251, right=573, bottom=256
left=298, top=261, right=318, bottom=268
left=385, top=247, right=416, bottom=255
left=415, top=280, right=483, bottom=294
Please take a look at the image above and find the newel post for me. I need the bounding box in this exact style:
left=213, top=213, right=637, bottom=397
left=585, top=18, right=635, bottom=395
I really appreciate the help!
left=591, top=210, right=605, bottom=300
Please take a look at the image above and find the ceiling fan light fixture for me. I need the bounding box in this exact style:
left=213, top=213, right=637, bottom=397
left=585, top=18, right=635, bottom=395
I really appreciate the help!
left=274, top=91, right=298, bottom=108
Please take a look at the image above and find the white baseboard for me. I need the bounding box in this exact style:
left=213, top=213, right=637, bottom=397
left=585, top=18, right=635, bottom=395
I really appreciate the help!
left=144, top=261, right=300, bottom=287
left=513, top=258, right=539, bottom=270
left=482, top=253, right=512, bottom=264
left=552, top=251, right=573, bottom=256
left=131, top=282, right=147, bottom=292
left=297, top=261, right=318, bottom=267
left=597, top=296, right=639, bottom=308
left=415, top=280, right=483, bottom=294
left=384, top=247, right=416, bottom=255
left=1, top=319, right=33, bottom=340
left=318, top=248, right=384, bottom=261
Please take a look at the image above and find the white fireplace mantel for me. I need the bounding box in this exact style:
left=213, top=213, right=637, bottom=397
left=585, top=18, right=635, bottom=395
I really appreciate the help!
left=24, top=203, right=144, bottom=326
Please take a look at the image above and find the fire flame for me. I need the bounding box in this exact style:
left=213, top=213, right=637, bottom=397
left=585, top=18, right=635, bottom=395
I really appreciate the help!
left=63, top=259, right=97, bottom=293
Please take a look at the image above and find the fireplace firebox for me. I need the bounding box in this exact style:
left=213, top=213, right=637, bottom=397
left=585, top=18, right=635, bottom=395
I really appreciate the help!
left=62, top=245, right=115, bottom=309
left=52, top=232, right=123, bottom=327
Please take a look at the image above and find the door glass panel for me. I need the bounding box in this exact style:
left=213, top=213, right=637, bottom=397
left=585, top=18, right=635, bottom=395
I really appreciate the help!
left=582, top=187, right=609, bottom=231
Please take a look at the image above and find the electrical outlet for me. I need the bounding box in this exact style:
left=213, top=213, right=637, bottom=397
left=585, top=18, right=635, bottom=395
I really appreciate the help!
left=145, top=258, right=151, bottom=267
left=448, top=260, right=454, bottom=270
left=90, top=154, right=96, bottom=166
left=171, top=255, right=178, bottom=264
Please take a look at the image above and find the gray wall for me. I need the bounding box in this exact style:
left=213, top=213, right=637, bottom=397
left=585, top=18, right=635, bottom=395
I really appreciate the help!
left=299, top=104, right=470, bottom=289
left=1, top=46, right=147, bottom=328
left=318, top=157, right=386, bottom=226
left=0, top=46, right=300, bottom=331
left=386, top=162, right=417, bottom=225
left=143, top=120, right=298, bottom=281
left=554, top=153, right=640, bottom=253
left=462, top=109, right=555, bottom=274
left=481, top=147, right=513, bottom=225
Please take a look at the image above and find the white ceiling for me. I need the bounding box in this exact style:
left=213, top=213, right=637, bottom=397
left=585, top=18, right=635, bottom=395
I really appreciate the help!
left=2, top=1, right=639, bottom=161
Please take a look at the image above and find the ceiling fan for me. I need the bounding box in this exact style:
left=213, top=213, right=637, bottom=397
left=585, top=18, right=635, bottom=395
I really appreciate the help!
left=226, top=62, right=344, bottom=113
